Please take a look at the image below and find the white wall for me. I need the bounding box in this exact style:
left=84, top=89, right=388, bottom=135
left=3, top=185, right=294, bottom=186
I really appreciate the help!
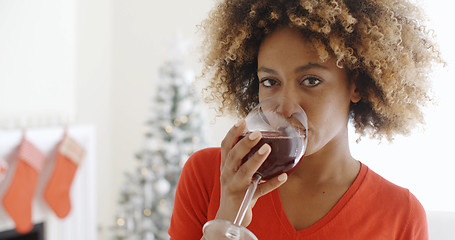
left=0, top=0, right=76, bottom=126
left=75, top=0, right=113, bottom=239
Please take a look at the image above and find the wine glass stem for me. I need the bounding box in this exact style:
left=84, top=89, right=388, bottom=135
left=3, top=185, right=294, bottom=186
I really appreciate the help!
left=233, top=174, right=262, bottom=226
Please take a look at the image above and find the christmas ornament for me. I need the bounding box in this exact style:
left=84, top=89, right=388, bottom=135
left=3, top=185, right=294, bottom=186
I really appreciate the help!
left=153, top=179, right=171, bottom=196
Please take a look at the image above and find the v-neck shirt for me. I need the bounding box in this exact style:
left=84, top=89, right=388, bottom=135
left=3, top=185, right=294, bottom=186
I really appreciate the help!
left=169, top=148, right=428, bottom=239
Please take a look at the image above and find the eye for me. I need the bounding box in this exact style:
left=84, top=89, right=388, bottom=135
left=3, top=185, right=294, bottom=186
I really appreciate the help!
left=259, top=78, right=278, bottom=88
left=301, top=76, right=322, bottom=88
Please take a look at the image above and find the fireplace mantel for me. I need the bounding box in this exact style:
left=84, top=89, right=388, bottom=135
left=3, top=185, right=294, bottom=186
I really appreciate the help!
left=0, top=126, right=96, bottom=240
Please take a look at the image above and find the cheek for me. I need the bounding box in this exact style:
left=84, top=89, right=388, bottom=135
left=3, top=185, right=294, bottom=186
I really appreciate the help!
left=303, top=100, right=348, bottom=147
left=258, top=91, right=266, bottom=101
left=258, top=88, right=277, bottom=101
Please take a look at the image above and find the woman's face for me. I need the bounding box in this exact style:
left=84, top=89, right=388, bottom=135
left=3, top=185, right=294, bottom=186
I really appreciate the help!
left=257, top=27, right=360, bottom=156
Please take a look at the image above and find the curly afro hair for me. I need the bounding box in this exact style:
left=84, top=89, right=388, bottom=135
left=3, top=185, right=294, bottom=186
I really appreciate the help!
left=200, top=0, right=443, bottom=141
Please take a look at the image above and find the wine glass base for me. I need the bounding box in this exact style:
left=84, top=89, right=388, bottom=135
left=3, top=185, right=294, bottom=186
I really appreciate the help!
left=203, top=219, right=258, bottom=240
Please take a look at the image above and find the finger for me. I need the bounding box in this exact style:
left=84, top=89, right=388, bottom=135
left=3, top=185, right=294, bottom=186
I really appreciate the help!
left=220, top=120, right=245, bottom=169
left=223, top=131, right=263, bottom=176
left=233, top=143, right=271, bottom=183
left=255, top=173, right=288, bottom=198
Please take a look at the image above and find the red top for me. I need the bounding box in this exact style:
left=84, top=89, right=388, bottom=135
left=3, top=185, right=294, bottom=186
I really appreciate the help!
left=169, top=148, right=428, bottom=240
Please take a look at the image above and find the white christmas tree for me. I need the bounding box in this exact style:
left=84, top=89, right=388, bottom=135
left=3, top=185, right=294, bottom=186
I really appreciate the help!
left=112, top=34, right=207, bottom=240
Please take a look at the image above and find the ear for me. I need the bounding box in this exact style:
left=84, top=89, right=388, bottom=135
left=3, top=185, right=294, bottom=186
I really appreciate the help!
left=350, top=88, right=361, bottom=103
left=349, top=72, right=361, bottom=103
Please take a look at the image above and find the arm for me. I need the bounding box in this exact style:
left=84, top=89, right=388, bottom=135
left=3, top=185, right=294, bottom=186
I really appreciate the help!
left=399, top=192, right=429, bottom=240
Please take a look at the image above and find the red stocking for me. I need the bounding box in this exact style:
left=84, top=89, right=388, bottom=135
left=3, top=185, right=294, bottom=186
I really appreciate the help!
left=44, top=133, right=85, bottom=218
left=2, top=137, right=45, bottom=234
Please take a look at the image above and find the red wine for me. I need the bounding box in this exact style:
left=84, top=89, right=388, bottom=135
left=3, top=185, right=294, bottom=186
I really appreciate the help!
left=239, top=131, right=304, bottom=180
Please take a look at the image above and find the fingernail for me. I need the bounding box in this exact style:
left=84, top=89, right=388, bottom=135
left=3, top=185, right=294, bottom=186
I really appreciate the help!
left=249, top=131, right=261, bottom=140
left=258, top=144, right=270, bottom=155
left=278, top=173, right=287, bottom=182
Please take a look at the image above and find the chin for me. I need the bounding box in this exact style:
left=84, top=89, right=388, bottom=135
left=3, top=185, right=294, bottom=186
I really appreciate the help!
left=303, top=143, right=317, bottom=157
left=303, top=133, right=317, bottom=155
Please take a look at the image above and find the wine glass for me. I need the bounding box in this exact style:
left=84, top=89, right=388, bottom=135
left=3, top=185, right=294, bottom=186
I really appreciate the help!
left=203, top=96, right=308, bottom=240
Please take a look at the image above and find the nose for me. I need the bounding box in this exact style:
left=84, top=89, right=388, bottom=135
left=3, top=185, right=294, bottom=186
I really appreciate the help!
left=276, top=84, right=302, bottom=112
left=269, top=96, right=308, bottom=134
left=275, top=98, right=299, bottom=118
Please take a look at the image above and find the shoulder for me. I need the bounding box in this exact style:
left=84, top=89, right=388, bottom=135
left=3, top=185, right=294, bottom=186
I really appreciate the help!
left=179, top=147, right=221, bottom=190
left=169, top=147, right=222, bottom=239
left=361, top=165, right=428, bottom=238
left=362, top=166, right=419, bottom=208
left=363, top=166, right=422, bottom=206
left=364, top=167, right=409, bottom=195
left=183, top=147, right=221, bottom=174
left=187, top=147, right=221, bottom=163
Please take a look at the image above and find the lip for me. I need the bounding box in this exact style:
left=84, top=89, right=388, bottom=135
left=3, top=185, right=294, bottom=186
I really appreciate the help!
left=304, top=128, right=311, bottom=139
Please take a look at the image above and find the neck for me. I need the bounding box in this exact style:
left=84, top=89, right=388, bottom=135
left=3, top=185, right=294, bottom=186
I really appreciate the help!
left=291, top=130, right=360, bottom=185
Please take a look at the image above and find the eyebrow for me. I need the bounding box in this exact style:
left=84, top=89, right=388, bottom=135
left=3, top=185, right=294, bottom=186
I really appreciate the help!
left=295, top=63, right=328, bottom=72
left=257, top=63, right=328, bottom=74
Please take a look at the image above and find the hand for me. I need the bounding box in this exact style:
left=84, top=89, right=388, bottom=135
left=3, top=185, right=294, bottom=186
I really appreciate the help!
left=215, top=120, right=288, bottom=227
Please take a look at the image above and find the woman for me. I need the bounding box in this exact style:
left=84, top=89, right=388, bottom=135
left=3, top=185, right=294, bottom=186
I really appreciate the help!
left=169, top=0, right=442, bottom=239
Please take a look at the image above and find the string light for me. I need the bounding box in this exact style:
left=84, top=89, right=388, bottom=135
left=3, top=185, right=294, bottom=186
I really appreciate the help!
left=116, top=218, right=125, bottom=226
left=180, top=116, right=188, bottom=123
left=165, top=125, right=173, bottom=133
left=173, top=119, right=181, bottom=126
left=143, top=208, right=152, bottom=217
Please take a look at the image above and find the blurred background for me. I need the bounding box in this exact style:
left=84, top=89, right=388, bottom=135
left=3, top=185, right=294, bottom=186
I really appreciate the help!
left=0, top=0, right=453, bottom=239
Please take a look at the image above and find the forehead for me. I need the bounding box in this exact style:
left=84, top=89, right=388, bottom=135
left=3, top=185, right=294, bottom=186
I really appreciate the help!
left=257, top=27, right=341, bottom=72
left=258, top=27, right=323, bottom=66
